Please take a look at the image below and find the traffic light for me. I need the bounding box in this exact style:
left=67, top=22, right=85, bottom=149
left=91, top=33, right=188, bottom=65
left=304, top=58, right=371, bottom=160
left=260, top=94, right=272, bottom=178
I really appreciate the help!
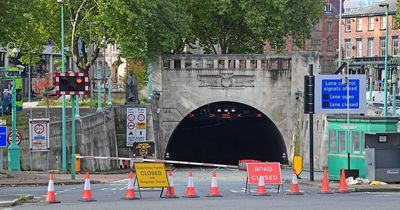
left=56, top=72, right=88, bottom=95
left=304, top=75, right=315, bottom=114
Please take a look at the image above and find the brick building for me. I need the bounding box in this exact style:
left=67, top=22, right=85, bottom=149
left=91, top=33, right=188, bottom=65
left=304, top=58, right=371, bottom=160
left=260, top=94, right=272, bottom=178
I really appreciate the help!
left=265, top=0, right=341, bottom=74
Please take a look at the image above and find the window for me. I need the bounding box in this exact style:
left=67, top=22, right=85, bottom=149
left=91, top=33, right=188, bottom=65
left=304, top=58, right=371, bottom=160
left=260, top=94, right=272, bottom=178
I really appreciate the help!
left=381, top=16, right=387, bottom=30
left=368, top=17, right=374, bottom=30
left=345, top=40, right=352, bottom=58
left=328, top=22, right=333, bottom=32
left=393, top=36, right=399, bottom=56
left=339, top=131, right=346, bottom=153
left=368, top=38, right=374, bottom=57
left=356, top=39, right=362, bottom=57
left=324, top=3, right=332, bottom=12
left=345, top=19, right=351, bottom=32
left=356, top=18, right=362, bottom=31
left=380, top=37, right=386, bottom=56
left=352, top=132, right=360, bottom=153
left=329, top=130, right=337, bottom=152
left=327, top=36, right=333, bottom=52
left=311, top=39, right=321, bottom=50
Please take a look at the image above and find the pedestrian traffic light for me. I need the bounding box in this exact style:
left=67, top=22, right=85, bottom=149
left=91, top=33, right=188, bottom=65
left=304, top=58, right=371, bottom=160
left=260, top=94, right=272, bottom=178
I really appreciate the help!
left=55, top=72, right=89, bottom=95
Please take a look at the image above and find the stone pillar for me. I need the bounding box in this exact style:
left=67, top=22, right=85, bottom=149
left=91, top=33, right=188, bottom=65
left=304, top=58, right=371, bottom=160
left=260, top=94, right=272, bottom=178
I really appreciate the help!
left=180, top=58, right=185, bottom=69
left=192, top=59, right=196, bottom=69
left=203, top=59, right=207, bottom=68
left=246, top=60, right=251, bottom=70
left=213, top=60, right=218, bottom=69
left=257, top=60, right=262, bottom=70
left=235, top=60, right=240, bottom=69
left=224, top=59, right=229, bottom=69
left=170, top=60, right=174, bottom=69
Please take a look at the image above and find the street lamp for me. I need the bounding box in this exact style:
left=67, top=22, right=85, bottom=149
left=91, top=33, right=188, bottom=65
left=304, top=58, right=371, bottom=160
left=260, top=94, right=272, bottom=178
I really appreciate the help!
left=57, top=0, right=67, bottom=172
left=379, top=3, right=389, bottom=116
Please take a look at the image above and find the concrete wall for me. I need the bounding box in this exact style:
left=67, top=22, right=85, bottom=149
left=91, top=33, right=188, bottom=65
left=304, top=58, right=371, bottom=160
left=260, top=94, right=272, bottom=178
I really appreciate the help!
left=3, top=107, right=118, bottom=171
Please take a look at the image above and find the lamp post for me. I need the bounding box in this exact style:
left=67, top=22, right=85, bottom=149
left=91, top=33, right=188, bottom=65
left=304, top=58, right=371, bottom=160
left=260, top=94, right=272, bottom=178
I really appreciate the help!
left=107, top=66, right=112, bottom=106
left=57, top=0, right=67, bottom=172
left=380, top=3, right=389, bottom=116
left=393, top=67, right=397, bottom=115
left=147, top=63, right=153, bottom=101
left=8, top=49, right=20, bottom=171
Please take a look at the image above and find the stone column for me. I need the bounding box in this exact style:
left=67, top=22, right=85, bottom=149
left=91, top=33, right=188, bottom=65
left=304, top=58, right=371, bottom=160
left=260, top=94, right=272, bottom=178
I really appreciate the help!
left=235, top=60, right=240, bottom=69
left=224, top=59, right=229, bottom=69
left=192, top=59, right=196, bottom=69
left=203, top=59, right=208, bottom=68
left=246, top=60, right=251, bottom=70
left=257, top=60, right=262, bottom=70
left=213, top=60, right=218, bottom=69
left=170, top=60, right=174, bottom=69
left=180, top=58, right=185, bottom=69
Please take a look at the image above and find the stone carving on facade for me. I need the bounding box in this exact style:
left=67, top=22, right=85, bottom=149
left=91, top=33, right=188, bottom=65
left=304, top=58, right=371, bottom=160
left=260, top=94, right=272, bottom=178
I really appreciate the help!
left=197, top=73, right=255, bottom=88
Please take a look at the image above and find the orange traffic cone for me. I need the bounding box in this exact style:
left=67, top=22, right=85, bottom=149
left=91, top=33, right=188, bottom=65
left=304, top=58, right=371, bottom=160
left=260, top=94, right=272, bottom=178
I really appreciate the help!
left=122, top=171, right=139, bottom=200
left=338, top=168, right=351, bottom=193
left=182, top=169, right=199, bottom=198
left=80, top=172, right=96, bottom=202
left=254, top=176, right=269, bottom=196
left=320, top=168, right=333, bottom=194
left=44, top=173, right=61, bottom=203
left=207, top=169, right=223, bottom=197
left=164, top=169, right=179, bottom=198
left=287, top=169, right=304, bottom=195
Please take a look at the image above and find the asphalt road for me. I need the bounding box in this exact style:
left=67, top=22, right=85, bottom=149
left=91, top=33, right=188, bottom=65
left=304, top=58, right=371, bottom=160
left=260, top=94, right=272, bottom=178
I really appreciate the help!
left=1, top=168, right=399, bottom=210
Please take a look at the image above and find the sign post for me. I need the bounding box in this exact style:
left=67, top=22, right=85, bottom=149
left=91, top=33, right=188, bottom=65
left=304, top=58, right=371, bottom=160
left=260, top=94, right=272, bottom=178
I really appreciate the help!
left=29, top=119, right=50, bottom=151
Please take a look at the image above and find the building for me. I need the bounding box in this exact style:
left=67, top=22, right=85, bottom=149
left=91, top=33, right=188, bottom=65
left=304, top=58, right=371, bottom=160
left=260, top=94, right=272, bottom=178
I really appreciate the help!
left=340, top=0, right=397, bottom=90
left=265, top=0, right=341, bottom=74
left=344, top=0, right=386, bottom=11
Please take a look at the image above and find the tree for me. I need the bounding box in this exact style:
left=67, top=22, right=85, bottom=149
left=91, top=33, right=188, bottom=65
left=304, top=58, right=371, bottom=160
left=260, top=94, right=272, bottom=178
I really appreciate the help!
left=184, top=0, right=323, bottom=54
left=32, top=73, right=54, bottom=113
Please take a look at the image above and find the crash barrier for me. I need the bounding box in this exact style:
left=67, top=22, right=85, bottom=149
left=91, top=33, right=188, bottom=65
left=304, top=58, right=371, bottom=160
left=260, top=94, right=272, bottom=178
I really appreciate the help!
left=75, top=155, right=239, bottom=169
left=42, top=166, right=352, bottom=203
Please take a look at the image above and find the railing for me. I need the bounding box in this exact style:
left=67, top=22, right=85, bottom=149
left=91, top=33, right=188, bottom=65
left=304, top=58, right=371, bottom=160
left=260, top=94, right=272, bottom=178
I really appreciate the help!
left=162, top=54, right=291, bottom=71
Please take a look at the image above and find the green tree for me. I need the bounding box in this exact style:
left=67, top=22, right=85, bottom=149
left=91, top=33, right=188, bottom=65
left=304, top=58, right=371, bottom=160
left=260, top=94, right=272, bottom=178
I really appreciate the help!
left=185, top=0, right=323, bottom=54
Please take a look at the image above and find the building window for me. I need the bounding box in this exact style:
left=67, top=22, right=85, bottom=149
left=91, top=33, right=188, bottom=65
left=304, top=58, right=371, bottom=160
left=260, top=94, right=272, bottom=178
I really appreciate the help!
left=356, top=18, right=362, bottom=31
left=339, top=131, right=346, bottom=153
left=345, top=40, right=352, bottom=58
left=356, top=39, right=362, bottom=57
left=328, top=22, right=333, bottom=32
left=368, top=38, right=374, bottom=57
left=380, top=37, right=386, bottom=56
left=381, top=16, right=387, bottom=30
left=393, top=37, right=399, bottom=56
left=329, top=130, right=337, bottom=152
left=324, top=3, right=332, bottom=12
left=352, top=132, right=360, bottom=154
left=345, top=19, right=351, bottom=32
left=327, top=36, right=333, bottom=52
left=368, top=17, right=374, bottom=30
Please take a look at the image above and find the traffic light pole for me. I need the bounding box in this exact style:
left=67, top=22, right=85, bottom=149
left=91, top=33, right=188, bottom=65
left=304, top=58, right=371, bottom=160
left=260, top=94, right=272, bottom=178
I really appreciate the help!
left=60, top=1, right=67, bottom=172
left=8, top=80, right=20, bottom=171
left=71, top=95, right=76, bottom=180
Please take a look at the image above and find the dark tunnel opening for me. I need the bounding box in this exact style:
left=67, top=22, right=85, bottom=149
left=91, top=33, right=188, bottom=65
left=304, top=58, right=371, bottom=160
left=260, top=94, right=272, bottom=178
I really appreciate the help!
left=165, top=101, right=288, bottom=166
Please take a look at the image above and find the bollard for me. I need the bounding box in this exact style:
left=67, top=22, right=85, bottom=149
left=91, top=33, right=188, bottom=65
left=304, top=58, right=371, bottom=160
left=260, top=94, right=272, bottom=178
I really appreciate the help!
left=75, top=154, right=81, bottom=174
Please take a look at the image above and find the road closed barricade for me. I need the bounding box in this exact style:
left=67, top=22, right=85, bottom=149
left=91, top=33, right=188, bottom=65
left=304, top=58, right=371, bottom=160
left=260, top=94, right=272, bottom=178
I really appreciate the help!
left=246, top=162, right=283, bottom=194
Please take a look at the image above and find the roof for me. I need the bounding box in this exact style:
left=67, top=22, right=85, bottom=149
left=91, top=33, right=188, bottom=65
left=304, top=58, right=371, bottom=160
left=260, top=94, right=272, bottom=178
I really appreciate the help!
left=342, top=0, right=396, bottom=17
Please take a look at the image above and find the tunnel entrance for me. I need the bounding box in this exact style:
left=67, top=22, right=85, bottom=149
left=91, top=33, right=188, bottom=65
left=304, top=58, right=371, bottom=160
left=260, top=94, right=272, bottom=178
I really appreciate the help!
left=165, top=101, right=288, bottom=165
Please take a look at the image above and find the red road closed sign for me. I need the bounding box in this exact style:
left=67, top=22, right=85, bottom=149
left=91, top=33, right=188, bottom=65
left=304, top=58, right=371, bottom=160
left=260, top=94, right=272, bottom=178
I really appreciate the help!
left=246, top=162, right=282, bottom=185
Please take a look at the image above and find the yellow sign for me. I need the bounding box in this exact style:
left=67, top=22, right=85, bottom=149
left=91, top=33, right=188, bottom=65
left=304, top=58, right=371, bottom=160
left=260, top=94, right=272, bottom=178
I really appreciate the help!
left=136, top=123, right=146, bottom=129
left=293, top=155, right=303, bottom=176
left=134, top=163, right=169, bottom=188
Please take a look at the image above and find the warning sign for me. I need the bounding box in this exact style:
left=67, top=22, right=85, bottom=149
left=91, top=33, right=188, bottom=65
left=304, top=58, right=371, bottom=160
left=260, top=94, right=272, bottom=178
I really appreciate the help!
left=246, top=162, right=282, bottom=185
left=132, top=142, right=155, bottom=158
left=134, top=163, right=169, bottom=188
left=126, top=108, right=147, bottom=146
left=29, top=118, right=50, bottom=151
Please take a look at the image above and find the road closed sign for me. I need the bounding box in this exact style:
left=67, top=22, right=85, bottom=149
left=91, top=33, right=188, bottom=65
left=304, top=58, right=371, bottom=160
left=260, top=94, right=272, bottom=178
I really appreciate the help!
left=134, top=163, right=169, bottom=188
left=246, top=162, right=282, bottom=185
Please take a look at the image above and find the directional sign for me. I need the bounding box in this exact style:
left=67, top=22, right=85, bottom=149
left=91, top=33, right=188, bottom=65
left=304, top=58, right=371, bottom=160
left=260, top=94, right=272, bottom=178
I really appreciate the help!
left=314, top=75, right=366, bottom=114
left=0, top=126, right=7, bottom=147
left=29, top=118, right=50, bottom=151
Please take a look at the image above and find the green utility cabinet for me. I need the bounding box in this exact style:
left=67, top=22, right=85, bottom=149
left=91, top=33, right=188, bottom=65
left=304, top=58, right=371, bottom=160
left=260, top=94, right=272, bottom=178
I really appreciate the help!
left=326, top=116, right=398, bottom=181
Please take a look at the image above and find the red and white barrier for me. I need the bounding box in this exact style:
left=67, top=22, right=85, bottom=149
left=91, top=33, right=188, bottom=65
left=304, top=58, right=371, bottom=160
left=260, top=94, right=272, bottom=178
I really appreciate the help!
left=75, top=155, right=239, bottom=169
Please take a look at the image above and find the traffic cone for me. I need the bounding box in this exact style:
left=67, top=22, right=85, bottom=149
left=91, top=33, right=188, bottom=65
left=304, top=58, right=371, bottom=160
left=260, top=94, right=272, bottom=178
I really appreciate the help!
left=122, top=171, right=139, bottom=200
left=254, top=176, right=269, bottom=196
left=44, top=173, right=61, bottom=203
left=164, top=169, right=178, bottom=198
left=338, top=168, right=351, bottom=193
left=79, top=172, right=96, bottom=202
left=320, top=168, right=333, bottom=194
left=207, top=169, right=223, bottom=197
left=287, top=169, right=303, bottom=195
left=182, top=169, right=199, bottom=198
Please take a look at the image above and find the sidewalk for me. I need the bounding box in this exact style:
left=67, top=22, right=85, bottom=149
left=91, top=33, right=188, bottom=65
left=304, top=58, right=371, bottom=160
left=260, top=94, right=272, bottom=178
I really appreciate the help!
left=297, top=178, right=400, bottom=192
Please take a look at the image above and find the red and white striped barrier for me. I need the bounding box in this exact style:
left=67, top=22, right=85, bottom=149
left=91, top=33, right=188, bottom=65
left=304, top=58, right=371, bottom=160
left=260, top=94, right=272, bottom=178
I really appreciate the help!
left=75, top=155, right=239, bottom=169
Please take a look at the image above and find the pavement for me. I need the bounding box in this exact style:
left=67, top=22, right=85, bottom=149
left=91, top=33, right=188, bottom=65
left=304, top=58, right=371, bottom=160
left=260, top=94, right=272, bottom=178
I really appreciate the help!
left=1, top=168, right=400, bottom=207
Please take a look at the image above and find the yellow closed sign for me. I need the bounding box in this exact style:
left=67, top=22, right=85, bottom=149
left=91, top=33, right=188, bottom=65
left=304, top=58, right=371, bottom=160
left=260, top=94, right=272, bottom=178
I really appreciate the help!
left=134, top=163, right=169, bottom=188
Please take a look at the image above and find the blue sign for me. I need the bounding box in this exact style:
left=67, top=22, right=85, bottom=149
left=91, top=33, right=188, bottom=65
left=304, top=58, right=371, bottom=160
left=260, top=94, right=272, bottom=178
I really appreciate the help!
left=0, top=126, right=7, bottom=147
left=315, top=75, right=366, bottom=114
